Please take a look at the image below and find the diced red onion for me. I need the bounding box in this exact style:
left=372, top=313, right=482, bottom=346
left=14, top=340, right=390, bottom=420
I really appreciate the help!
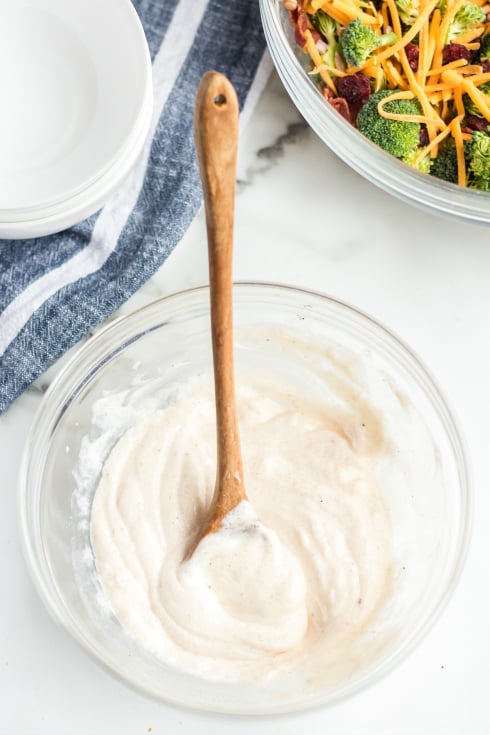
left=316, top=39, right=328, bottom=54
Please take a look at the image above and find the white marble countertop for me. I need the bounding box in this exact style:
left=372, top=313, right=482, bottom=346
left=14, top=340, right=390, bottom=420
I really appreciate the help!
left=2, top=71, right=490, bottom=734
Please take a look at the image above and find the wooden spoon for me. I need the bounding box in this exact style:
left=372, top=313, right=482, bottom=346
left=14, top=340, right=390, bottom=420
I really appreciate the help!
left=192, top=71, right=247, bottom=545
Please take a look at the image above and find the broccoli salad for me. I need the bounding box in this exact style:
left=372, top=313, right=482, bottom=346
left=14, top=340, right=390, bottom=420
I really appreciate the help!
left=286, top=0, right=490, bottom=189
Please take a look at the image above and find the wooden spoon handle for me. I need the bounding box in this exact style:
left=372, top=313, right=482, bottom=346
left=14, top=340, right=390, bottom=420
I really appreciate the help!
left=194, top=71, right=246, bottom=531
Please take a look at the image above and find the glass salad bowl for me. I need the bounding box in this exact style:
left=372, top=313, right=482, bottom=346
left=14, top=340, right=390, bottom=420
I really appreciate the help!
left=260, top=0, right=490, bottom=225
left=18, top=283, right=471, bottom=714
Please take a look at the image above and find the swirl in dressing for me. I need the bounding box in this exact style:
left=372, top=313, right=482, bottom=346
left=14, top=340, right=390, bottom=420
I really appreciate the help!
left=90, top=370, right=392, bottom=682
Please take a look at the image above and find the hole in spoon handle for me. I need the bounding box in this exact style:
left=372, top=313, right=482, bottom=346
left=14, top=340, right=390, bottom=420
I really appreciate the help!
left=213, top=93, right=227, bottom=107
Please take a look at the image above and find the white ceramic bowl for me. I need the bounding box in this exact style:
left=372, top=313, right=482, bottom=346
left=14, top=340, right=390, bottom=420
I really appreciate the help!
left=19, top=283, right=471, bottom=714
left=0, top=0, right=152, bottom=237
left=0, top=83, right=153, bottom=239
left=260, top=0, right=490, bottom=225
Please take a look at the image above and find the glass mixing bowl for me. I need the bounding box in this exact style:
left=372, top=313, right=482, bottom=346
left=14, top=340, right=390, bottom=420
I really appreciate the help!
left=19, top=283, right=471, bottom=714
left=260, top=0, right=490, bottom=225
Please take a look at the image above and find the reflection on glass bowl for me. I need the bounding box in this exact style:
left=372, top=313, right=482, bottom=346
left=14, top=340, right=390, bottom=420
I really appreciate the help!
left=19, top=283, right=471, bottom=714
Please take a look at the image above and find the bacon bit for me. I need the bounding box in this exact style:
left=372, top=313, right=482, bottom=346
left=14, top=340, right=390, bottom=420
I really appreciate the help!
left=287, top=0, right=302, bottom=20
left=294, top=27, right=305, bottom=46
left=293, top=11, right=321, bottom=47
left=405, top=43, right=420, bottom=71
left=328, top=94, right=352, bottom=122
left=442, top=43, right=471, bottom=65
left=288, top=5, right=297, bottom=25
left=323, top=83, right=351, bottom=120
left=294, top=11, right=310, bottom=46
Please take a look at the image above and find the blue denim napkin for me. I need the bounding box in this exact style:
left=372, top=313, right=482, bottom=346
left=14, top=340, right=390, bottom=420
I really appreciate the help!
left=0, top=0, right=270, bottom=413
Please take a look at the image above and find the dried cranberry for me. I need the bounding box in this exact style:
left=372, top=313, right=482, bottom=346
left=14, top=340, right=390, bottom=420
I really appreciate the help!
left=405, top=43, right=419, bottom=70
left=481, top=58, right=490, bottom=73
left=419, top=127, right=429, bottom=146
left=442, top=43, right=471, bottom=64
left=465, top=114, right=489, bottom=131
left=335, top=74, right=371, bottom=107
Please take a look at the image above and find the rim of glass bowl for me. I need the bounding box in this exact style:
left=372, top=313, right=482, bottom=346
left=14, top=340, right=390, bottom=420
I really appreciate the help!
left=260, top=0, right=490, bottom=226
left=18, top=282, right=473, bottom=713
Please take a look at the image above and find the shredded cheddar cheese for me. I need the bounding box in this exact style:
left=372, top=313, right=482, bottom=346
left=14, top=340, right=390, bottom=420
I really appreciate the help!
left=374, top=0, right=441, bottom=64
left=304, top=29, right=338, bottom=91
left=451, top=116, right=467, bottom=184
left=309, top=63, right=348, bottom=76
left=290, top=0, right=490, bottom=187
left=451, top=27, right=484, bottom=43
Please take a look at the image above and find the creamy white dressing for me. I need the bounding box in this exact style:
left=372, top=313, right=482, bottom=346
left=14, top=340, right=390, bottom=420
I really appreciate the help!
left=89, top=370, right=392, bottom=681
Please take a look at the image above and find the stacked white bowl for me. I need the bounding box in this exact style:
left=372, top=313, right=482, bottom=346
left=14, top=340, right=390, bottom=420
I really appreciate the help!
left=0, top=0, right=153, bottom=239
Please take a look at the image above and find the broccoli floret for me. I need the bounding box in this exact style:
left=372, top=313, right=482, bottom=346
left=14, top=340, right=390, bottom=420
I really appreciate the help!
left=446, top=2, right=485, bottom=44
left=340, top=19, right=398, bottom=67
left=466, top=130, right=490, bottom=190
left=310, top=10, right=339, bottom=68
left=480, top=33, right=490, bottom=61
left=402, top=147, right=431, bottom=173
left=395, top=0, right=420, bottom=27
left=356, top=90, right=421, bottom=157
left=430, top=141, right=459, bottom=183
left=464, top=81, right=490, bottom=118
